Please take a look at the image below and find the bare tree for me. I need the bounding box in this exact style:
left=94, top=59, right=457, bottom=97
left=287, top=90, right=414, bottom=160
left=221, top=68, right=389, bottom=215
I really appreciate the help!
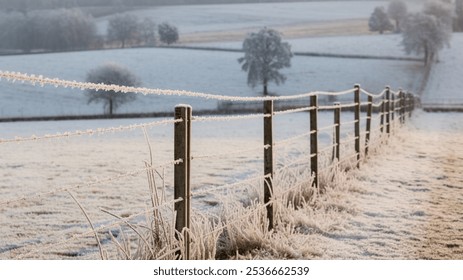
left=85, top=63, right=139, bottom=115
left=107, top=14, right=139, bottom=48
left=402, top=13, right=451, bottom=66
left=369, top=6, right=394, bottom=34
left=238, top=27, right=292, bottom=96
left=388, top=0, right=408, bottom=33
left=138, top=17, right=157, bottom=46
left=158, top=22, right=179, bottom=45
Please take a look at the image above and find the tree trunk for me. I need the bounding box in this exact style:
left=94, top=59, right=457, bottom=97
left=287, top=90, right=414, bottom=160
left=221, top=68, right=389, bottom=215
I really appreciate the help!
left=109, top=98, right=113, bottom=115
left=263, top=83, right=268, bottom=96
left=424, top=44, right=429, bottom=66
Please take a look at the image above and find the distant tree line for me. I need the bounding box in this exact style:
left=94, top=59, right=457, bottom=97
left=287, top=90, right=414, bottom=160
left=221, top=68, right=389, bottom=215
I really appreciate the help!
left=106, top=14, right=178, bottom=48
left=0, top=9, right=96, bottom=52
left=0, top=8, right=178, bottom=53
left=368, top=0, right=458, bottom=66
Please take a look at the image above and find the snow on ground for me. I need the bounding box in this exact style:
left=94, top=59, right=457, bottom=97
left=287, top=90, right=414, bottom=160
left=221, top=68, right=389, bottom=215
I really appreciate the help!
left=95, top=1, right=391, bottom=35
left=0, top=41, right=424, bottom=118
left=308, top=111, right=463, bottom=259
left=421, top=34, right=463, bottom=107
left=189, top=34, right=420, bottom=59
left=0, top=110, right=368, bottom=259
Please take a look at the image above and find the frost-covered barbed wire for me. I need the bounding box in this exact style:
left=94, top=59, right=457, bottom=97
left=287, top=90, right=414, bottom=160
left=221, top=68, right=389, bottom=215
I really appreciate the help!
left=318, top=102, right=358, bottom=110
left=0, top=119, right=181, bottom=144
left=192, top=113, right=271, bottom=122
left=0, top=159, right=182, bottom=208
left=318, top=143, right=338, bottom=155
left=0, top=70, right=359, bottom=102
left=360, top=88, right=387, bottom=98
left=372, top=101, right=384, bottom=108
left=191, top=174, right=271, bottom=197
left=192, top=144, right=269, bottom=161
left=340, top=120, right=359, bottom=126
left=318, top=124, right=338, bottom=132
left=274, top=131, right=312, bottom=148
left=10, top=198, right=182, bottom=260
left=273, top=106, right=315, bottom=116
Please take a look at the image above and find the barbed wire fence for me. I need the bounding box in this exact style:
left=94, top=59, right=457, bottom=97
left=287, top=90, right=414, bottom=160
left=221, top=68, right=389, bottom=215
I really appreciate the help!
left=0, top=71, right=418, bottom=260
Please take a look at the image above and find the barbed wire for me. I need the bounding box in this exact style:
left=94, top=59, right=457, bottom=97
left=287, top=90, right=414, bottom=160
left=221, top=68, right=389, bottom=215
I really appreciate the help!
left=0, top=119, right=180, bottom=144
left=371, top=101, right=384, bottom=108
left=274, top=131, right=311, bottom=147
left=191, top=174, right=270, bottom=197
left=318, top=123, right=338, bottom=133
left=191, top=144, right=269, bottom=160
left=340, top=120, right=359, bottom=126
left=360, top=88, right=387, bottom=98
left=273, top=106, right=315, bottom=116
left=192, top=113, right=270, bottom=122
left=0, top=71, right=359, bottom=102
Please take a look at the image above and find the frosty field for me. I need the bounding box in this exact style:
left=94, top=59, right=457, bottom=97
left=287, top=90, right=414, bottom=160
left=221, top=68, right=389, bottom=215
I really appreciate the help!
left=1, top=0, right=462, bottom=261
left=0, top=37, right=424, bottom=118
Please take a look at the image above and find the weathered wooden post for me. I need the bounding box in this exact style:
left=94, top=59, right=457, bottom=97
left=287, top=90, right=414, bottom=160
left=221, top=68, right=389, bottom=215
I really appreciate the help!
left=333, top=102, right=341, bottom=162
left=380, top=92, right=386, bottom=133
left=354, top=85, right=361, bottom=169
left=391, top=91, right=395, bottom=129
left=408, top=93, right=414, bottom=118
left=365, top=95, right=373, bottom=157
left=400, top=91, right=406, bottom=124
left=263, top=100, right=274, bottom=230
left=386, top=86, right=391, bottom=135
left=310, top=95, right=319, bottom=188
left=174, top=104, right=191, bottom=260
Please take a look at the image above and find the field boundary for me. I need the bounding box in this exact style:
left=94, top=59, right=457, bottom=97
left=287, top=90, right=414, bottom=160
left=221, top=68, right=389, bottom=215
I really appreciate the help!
left=0, top=71, right=418, bottom=260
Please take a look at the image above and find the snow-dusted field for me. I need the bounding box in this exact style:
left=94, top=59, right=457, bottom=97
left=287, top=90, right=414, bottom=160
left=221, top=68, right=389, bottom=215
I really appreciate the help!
left=0, top=110, right=371, bottom=259
left=191, top=34, right=421, bottom=58
left=0, top=40, right=424, bottom=118
left=96, top=1, right=391, bottom=35
left=308, top=111, right=463, bottom=259
left=1, top=0, right=461, bottom=260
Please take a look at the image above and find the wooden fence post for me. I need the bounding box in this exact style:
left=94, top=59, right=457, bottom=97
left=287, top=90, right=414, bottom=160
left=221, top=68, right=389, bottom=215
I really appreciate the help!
left=365, top=95, right=373, bottom=157
left=174, top=104, right=191, bottom=260
left=333, top=102, right=341, bottom=162
left=354, top=85, right=361, bottom=169
left=391, top=91, right=395, bottom=130
left=400, top=91, right=406, bottom=124
left=385, top=86, right=391, bottom=135
left=263, top=100, right=274, bottom=231
left=408, top=93, right=414, bottom=118
left=310, top=95, right=319, bottom=188
left=380, top=92, right=386, bottom=133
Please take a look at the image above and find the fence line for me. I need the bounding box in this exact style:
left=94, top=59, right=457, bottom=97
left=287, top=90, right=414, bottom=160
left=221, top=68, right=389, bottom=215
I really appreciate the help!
left=0, top=76, right=418, bottom=260
left=1, top=70, right=356, bottom=102
left=0, top=118, right=181, bottom=144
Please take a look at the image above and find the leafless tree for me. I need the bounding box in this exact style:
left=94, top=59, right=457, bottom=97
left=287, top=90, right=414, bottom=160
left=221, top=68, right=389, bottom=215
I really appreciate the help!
left=85, top=63, right=140, bottom=115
